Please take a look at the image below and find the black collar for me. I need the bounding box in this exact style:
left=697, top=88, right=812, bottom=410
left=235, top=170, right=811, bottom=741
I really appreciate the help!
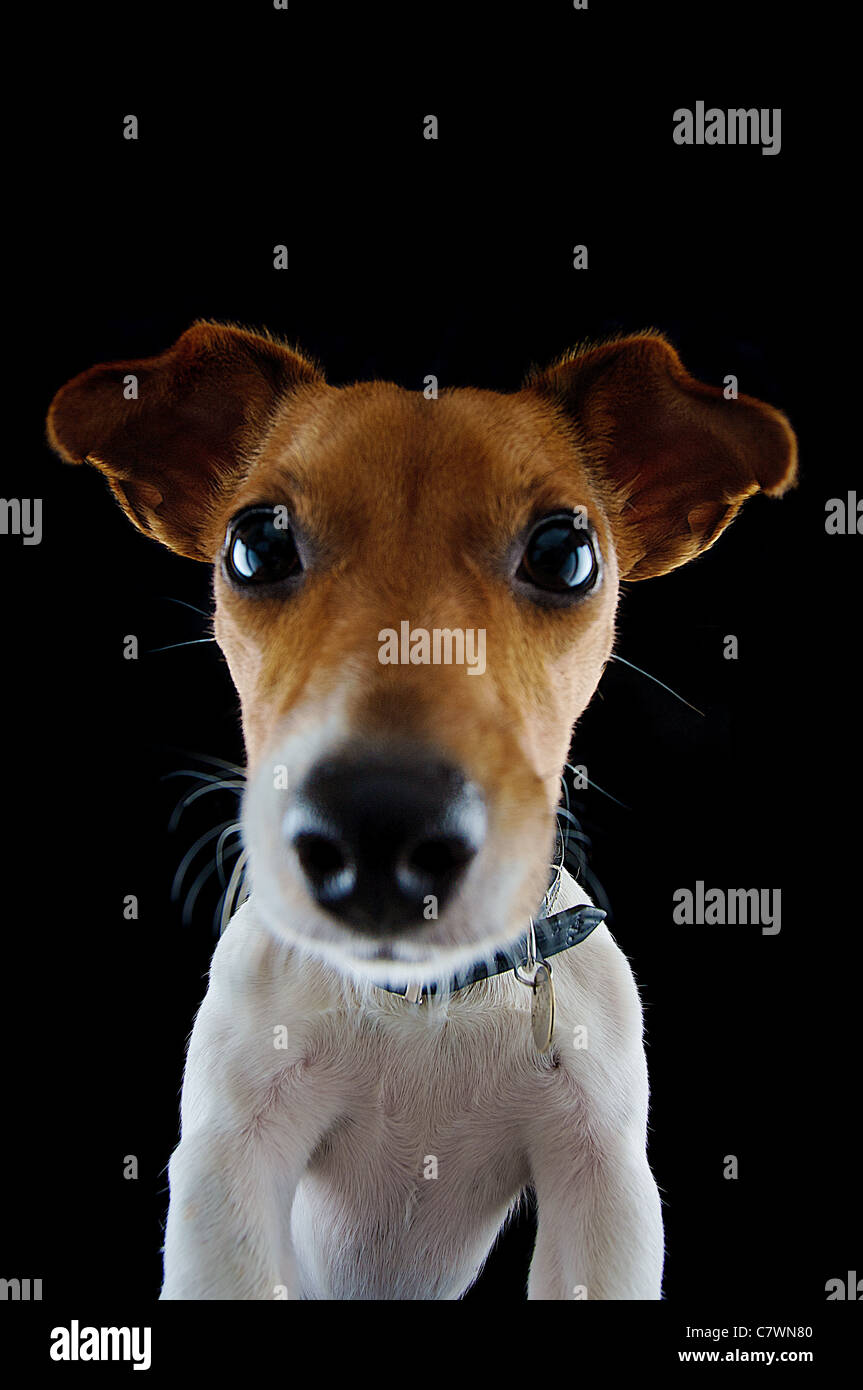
left=377, top=898, right=607, bottom=1000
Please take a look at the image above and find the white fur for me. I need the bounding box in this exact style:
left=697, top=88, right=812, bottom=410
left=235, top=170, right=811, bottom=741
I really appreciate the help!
left=161, top=867, right=664, bottom=1300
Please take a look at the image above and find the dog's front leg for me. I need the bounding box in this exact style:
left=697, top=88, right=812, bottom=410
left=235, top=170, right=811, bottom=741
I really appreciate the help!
left=527, top=1130, right=664, bottom=1300
left=161, top=1129, right=292, bottom=1300
left=160, top=1096, right=329, bottom=1300
left=525, top=930, right=664, bottom=1301
left=159, top=908, right=347, bottom=1300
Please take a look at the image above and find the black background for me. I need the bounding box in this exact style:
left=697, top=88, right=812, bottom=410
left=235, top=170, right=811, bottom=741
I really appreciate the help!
left=2, top=0, right=858, bottom=1352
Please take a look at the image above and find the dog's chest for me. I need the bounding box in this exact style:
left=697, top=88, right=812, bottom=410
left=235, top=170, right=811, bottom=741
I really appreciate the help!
left=290, top=999, right=542, bottom=1298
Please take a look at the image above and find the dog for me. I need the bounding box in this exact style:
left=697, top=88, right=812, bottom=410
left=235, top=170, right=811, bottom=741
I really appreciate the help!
left=47, top=323, right=797, bottom=1299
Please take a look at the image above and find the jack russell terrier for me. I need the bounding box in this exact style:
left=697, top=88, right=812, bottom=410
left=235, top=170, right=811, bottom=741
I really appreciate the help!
left=47, top=323, right=797, bottom=1299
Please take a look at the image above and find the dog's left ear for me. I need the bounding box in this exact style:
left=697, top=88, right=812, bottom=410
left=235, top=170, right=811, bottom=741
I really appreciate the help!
left=525, top=332, right=798, bottom=579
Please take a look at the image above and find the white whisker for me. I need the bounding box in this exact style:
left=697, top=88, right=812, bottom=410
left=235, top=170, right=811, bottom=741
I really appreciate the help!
left=171, top=820, right=242, bottom=902
left=148, top=638, right=218, bottom=654
left=608, top=653, right=704, bottom=717
left=168, top=778, right=245, bottom=831
left=219, top=850, right=250, bottom=936
left=157, top=596, right=213, bottom=620
left=216, top=823, right=244, bottom=889
left=163, top=749, right=247, bottom=778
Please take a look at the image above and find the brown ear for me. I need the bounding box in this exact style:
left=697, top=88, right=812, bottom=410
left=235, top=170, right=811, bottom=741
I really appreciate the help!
left=525, top=331, right=798, bottom=579
left=46, top=322, right=322, bottom=560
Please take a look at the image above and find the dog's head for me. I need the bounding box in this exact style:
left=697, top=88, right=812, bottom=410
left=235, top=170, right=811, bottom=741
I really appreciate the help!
left=47, top=323, right=796, bottom=984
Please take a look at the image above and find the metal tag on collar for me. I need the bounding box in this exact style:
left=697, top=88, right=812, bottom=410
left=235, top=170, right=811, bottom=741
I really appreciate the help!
left=514, top=918, right=556, bottom=1053
left=403, top=981, right=424, bottom=1004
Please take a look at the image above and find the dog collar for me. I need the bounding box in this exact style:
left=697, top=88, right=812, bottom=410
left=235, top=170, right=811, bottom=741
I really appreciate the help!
left=377, top=899, right=607, bottom=1002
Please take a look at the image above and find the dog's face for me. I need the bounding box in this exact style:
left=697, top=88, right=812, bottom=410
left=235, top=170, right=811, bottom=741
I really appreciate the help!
left=47, top=324, right=797, bottom=984
left=215, top=383, right=620, bottom=979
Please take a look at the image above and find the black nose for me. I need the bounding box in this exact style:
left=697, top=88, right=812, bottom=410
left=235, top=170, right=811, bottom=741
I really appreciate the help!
left=283, top=751, right=486, bottom=932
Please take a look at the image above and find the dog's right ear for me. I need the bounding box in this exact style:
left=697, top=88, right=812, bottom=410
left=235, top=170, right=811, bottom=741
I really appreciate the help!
left=46, top=322, right=323, bottom=560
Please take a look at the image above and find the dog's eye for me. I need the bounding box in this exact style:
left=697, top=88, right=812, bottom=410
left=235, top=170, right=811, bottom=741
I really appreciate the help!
left=223, top=508, right=302, bottom=586
left=517, top=515, right=599, bottom=595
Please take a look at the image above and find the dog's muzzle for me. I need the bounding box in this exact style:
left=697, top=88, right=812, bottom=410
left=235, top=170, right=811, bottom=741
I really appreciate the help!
left=282, top=750, right=487, bottom=933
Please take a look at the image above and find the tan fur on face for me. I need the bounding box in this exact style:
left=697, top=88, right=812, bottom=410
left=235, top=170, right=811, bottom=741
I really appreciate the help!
left=211, top=383, right=619, bottom=968
left=215, top=383, right=618, bottom=775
